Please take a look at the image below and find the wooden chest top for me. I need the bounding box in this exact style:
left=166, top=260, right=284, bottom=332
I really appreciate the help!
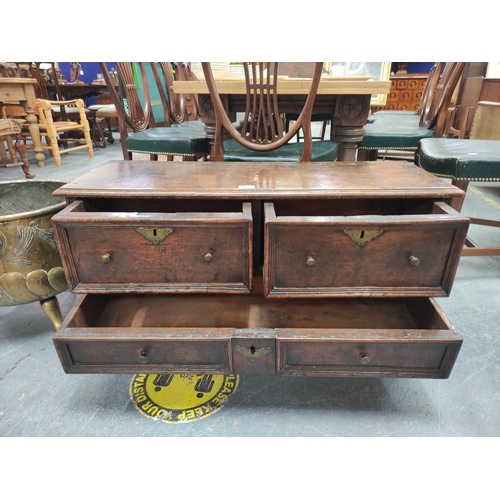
left=53, top=161, right=465, bottom=200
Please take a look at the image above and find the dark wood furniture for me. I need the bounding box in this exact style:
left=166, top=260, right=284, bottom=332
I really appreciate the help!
left=0, top=77, right=46, bottom=167
left=373, top=74, right=428, bottom=112
left=202, top=62, right=337, bottom=162
left=46, top=82, right=110, bottom=103
left=173, top=75, right=391, bottom=162
left=51, top=160, right=468, bottom=380
left=0, top=118, right=34, bottom=178
left=99, top=62, right=210, bottom=161
left=358, top=63, right=466, bottom=161
left=417, top=100, right=500, bottom=257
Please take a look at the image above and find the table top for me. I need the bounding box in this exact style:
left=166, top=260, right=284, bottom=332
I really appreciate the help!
left=53, top=161, right=464, bottom=200
left=46, top=82, right=110, bottom=99
left=173, top=78, right=391, bottom=95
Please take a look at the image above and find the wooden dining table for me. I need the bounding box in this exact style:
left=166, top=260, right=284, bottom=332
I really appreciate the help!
left=46, top=82, right=111, bottom=104
left=173, top=77, right=391, bottom=161
left=0, top=77, right=46, bottom=167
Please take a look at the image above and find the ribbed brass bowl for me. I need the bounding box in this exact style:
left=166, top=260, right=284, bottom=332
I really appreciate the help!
left=0, top=180, right=68, bottom=330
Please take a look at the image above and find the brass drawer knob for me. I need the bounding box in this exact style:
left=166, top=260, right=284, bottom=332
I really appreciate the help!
left=101, top=253, right=112, bottom=264
left=306, top=256, right=316, bottom=266
left=409, top=255, right=420, bottom=266
left=360, top=353, right=371, bottom=364
left=204, top=252, right=214, bottom=262
left=139, top=350, right=149, bottom=363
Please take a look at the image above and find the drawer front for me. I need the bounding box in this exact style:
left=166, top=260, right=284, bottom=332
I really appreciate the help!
left=264, top=203, right=468, bottom=297
left=54, top=294, right=462, bottom=379
left=53, top=201, right=253, bottom=293
left=54, top=334, right=232, bottom=374
left=277, top=330, right=462, bottom=378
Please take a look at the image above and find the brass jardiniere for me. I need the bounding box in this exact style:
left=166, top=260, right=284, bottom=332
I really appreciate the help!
left=0, top=180, right=68, bottom=330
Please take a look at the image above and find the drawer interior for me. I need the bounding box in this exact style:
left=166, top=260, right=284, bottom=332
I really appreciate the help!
left=66, top=291, right=450, bottom=332
left=268, top=198, right=441, bottom=217
left=82, top=198, right=246, bottom=214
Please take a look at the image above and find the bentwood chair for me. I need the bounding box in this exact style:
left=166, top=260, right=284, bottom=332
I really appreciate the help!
left=416, top=101, right=500, bottom=256
left=358, top=62, right=466, bottom=160
left=99, top=62, right=210, bottom=161
left=201, top=62, right=339, bottom=162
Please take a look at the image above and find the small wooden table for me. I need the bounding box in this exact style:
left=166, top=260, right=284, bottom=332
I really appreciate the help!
left=0, top=77, right=45, bottom=167
left=173, top=78, right=391, bottom=161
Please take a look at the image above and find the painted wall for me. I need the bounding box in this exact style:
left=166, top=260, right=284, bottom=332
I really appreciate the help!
left=57, top=62, right=115, bottom=105
left=391, top=62, right=434, bottom=74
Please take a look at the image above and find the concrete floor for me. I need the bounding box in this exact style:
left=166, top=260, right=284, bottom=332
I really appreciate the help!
left=1, top=135, right=499, bottom=438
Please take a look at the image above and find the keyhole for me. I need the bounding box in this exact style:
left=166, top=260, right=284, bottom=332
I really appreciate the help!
left=153, top=229, right=157, bottom=237
left=250, top=346, right=256, bottom=355
left=360, top=230, right=365, bottom=239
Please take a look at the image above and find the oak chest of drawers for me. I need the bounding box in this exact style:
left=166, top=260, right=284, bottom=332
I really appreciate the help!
left=52, top=160, right=468, bottom=379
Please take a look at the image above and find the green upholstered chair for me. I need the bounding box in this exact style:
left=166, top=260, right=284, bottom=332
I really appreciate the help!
left=358, top=63, right=465, bottom=161
left=201, top=62, right=339, bottom=162
left=416, top=101, right=500, bottom=256
left=99, top=62, right=210, bottom=161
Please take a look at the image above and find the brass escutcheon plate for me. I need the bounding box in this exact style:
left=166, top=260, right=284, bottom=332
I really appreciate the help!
left=135, top=227, right=174, bottom=245
left=234, top=345, right=272, bottom=361
left=344, top=229, right=383, bottom=246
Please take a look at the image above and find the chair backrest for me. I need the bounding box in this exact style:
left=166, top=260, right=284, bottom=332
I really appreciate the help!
left=419, top=62, right=466, bottom=134
left=201, top=62, right=323, bottom=162
left=446, top=76, right=485, bottom=139
left=469, top=101, right=500, bottom=140
left=150, top=62, right=199, bottom=125
left=100, top=62, right=192, bottom=131
left=417, top=62, right=442, bottom=116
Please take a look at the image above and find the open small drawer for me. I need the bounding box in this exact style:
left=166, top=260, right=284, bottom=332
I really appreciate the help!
left=263, top=199, right=469, bottom=298
left=53, top=291, right=462, bottom=379
left=52, top=198, right=253, bottom=294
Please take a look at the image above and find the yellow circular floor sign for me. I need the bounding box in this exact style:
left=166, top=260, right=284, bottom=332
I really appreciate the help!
left=130, top=373, right=239, bottom=423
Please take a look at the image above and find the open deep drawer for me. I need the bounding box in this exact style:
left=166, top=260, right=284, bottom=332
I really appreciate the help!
left=53, top=290, right=462, bottom=379
left=263, top=199, right=469, bottom=298
left=52, top=198, right=253, bottom=294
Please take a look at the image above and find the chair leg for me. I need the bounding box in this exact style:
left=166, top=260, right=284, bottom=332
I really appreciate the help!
left=82, top=122, right=94, bottom=159
left=0, top=138, right=8, bottom=164
left=46, top=130, right=62, bottom=167
left=105, top=118, right=115, bottom=143
left=451, top=179, right=468, bottom=212
left=92, top=117, right=106, bottom=148
left=15, top=134, right=35, bottom=179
